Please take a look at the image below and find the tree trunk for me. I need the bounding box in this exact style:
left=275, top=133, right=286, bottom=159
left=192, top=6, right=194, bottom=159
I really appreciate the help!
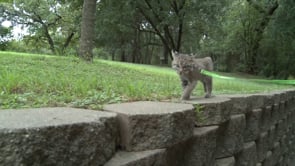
left=246, top=0, right=279, bottom=74
left=62, top=32, right=75, bottom=54
left=79, top=0, right=97, bottom=62
left=131, top=12, right=141, bottom=63
left=137, top=0, right=186, bottom=64
left=43, top=25, right=56, bottom=54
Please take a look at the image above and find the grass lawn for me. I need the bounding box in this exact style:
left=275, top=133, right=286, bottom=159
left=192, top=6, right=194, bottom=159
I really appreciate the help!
left=0, top=51, right=293, bottom=110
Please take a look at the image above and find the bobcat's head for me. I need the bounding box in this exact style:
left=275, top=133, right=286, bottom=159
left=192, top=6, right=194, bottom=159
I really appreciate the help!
left=171, top=51, right=195, bottom=75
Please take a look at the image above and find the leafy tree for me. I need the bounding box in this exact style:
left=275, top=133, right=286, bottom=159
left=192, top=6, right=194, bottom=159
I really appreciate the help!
left=96, top=0, right=226, bottom=64
left=95, top=0, right=138, bottom=62
left=259, top=0, right=295, bottom=78
left=245, top=0, right=279, bottom=74
left=207, top=0, right=280, bottom=74
left=0, top=24, right=12, bottom=50
left=1, top=0, right=82, bottom=55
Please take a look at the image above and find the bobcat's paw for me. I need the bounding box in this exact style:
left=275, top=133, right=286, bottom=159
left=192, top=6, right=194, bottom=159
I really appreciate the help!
left=181, top=95, right=190, bottom=100
left=204, top=94, right=211, bottom=98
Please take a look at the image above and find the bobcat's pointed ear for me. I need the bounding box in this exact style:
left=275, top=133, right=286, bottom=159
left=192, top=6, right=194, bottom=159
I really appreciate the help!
left=171, top=50, right=178, bottom=59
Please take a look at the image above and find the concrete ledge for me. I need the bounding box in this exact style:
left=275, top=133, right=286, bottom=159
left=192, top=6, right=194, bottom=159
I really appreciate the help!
left=216, top=156, right=235, bottom=166
left=104, top=149, right=166, bottom=166
left=104, top=101, right=195, bottom=151
left=220, top=94, right=252, bottom=114
left=183, top=96, right=232, bottom=126
left=0, top=107, right=118, bottom=166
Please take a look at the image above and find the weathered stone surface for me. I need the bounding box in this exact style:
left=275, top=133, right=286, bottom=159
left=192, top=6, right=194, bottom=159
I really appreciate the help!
left=184, top=96, right=232, bottom=126
left=262, top=151, right=273, bottom=166
left=165, top=126, right=219, bottom=166
left=272, top=142, right=281, bottom=165
left=104, top=149, right=166, bottom=166
left=260, top=106, right=272, bottom=132
left=288, top=157, right=295, bottom=166
left=271, top=103, right=280, bottom=125
left=0, top=107, right=118, bottom=166
left=278, top=101, right=286, bottom=120
left=215, top=157, right=235, bottom=166
left=235, top=142, right=257, bottom=166
left=216, top=114, right=246, bottom=158
left=280, top=135, right=287, bottom=155
left=103, top=101, right=195, bottom=151
left=268, top=125, right=276, bottom=148
left=182, top=126, right=219, bottom=166
left=275, top=120, right=285, bottom=142
left=219, top=94, right=252, bottom=114
left=248, top=94, right=269, bottom=109
left=287, top=112, right=293, bottom=128
left=244, top=108, right=262, bottom=142
left=256, top=132, right=269, bottom=162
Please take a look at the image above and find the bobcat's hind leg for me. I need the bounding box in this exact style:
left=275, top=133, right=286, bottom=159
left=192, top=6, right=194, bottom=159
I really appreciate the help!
left=202, top=77, right=212, bottom=98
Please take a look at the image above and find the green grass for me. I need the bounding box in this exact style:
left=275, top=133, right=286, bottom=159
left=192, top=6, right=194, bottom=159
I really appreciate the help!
left=0, top=51, right=293, bottom=109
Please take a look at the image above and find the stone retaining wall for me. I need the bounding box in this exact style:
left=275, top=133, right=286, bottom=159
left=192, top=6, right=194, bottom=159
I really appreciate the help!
left=0, top=90, right=295, bottom=165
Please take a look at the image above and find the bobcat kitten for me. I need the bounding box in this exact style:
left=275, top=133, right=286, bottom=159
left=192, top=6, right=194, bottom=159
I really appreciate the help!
left=171, top=51, right=213, bottom=100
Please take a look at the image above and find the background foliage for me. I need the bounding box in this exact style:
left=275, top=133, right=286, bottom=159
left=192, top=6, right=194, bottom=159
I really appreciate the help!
left=1, top=0, right=294, bottom=78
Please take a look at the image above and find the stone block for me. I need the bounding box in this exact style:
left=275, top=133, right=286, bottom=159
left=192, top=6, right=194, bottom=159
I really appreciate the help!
left=287, top=112, right=293, bottom=128
left=260, top=106, right=272, bottom=132
left=262, top=91, right=282, bottom=106
left=278, top=101, right=286, bottom=120
left=0, top=107, right=118, bottom=166
left=235, top=141, right=257, bottom=166
left=285, top=100, right=292, bottom=113
left=244, top=108, right=262, bottom=142
left=216, top=114, right=246, bottom=158
left=272, top=142, right=281, bottom=165
left=181, top=126, right=219, bottom=166
left=247, top=94, right=268, bottom=109
left=103, top=101, right=195, bottom=151
left=271, top=103, right=280, bottom=125
left=256, top=132, right=269, bottom=162
left=183, top=96, right=232, bottom=126
left=262, top=151, right=273, bottom=166
left=220, top=94, right=252, bottom=114
left=215, top=156, right=235, bottom=166
left=275, top=120, right=285, bottom=142
left=280, top=135, right=287, bottom=155
left=268, top=125, right=276, bottom=148
left=284, top=90, right=295, bottom=102
left=104, top=149, right=166, bottom=166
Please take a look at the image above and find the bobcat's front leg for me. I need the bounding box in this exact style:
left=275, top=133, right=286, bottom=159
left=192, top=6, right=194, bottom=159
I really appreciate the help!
left=181, top=80, right=197, bottom=100
left=180, top=76, right=188, bottom=89
left=181, top=80, right=188, bottom=90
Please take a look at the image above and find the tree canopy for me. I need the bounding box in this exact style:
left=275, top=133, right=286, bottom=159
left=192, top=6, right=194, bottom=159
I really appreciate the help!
left=1, top=0, right=294, bottom=78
